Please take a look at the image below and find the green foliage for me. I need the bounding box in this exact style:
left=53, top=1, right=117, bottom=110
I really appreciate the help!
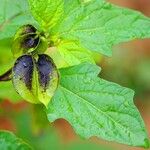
left=0, top=0, right=150, bottom=148
left=28, top=0, right=63, bottom=29
left=0, top=81, right=21, bottom=101
left=51, top=0, right=150, bottom=58
left=46, top=63, right=149, bottom=147
left=0, top=130, right=32, bottom=150
left=57, top=41, right=95, bottom=66
left=0, top=0, right=36, bottom=40
left=0, top=0, right=150, bottom=66
left=0, top=39, right=21, bottom=102
left=26, top=0, right=150, bottom=66
left=66, top=142, right=114, bottom=150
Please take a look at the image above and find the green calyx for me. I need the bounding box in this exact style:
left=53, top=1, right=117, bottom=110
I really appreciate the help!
left=12, top=54, right=59, bottom=107
left=10, top=24, right=59, bottom=107
left=12, top=24, right=48, bottom=58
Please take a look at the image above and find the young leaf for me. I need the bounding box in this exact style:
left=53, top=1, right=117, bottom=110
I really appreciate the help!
left=0, top=130, right=32, bottom=150
left=52, top=0, right=150, bottom=56
left=28, top=0, right=63, bottom=29
left=57, top=41, right=95, bottom=66
left=46, top=63, right=149, bottom=148
left=0, top=0, right=36, bottom=40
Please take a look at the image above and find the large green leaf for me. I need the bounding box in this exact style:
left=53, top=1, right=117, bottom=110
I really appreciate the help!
left=0, top=0, right=36, bottom=40
left=46, top=63, right=149, bottom=148
left=52, top=0, right=150, bottom=56
left=0, top=130, right=32, bottom=150
left=28, top=0, right=63, bottom=29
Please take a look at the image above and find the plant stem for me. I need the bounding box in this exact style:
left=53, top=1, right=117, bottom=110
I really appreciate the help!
left=0, top=68, right=12, bottom=81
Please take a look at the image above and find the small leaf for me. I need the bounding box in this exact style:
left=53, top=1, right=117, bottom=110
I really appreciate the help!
left=12, top=54, right=59, bottom=107
left=0, top=130, right=32, bottom=150
left=28, top=0, right=63, bottom=29
left=52, top=0, right=150, bottom=56
left=46, top=63, right=149, bottom=148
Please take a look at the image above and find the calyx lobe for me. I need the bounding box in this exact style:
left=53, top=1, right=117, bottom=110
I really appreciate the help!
left=12, top=54, right=59, bottom=107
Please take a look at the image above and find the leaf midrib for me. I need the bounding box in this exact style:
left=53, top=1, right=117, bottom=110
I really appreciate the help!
left=59, top=84, right=136, bottom=141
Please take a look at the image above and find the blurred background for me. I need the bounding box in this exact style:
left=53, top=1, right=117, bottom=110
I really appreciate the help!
left=0, top=0, right=150, bottom=150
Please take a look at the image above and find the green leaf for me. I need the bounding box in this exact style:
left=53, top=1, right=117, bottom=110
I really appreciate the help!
left=0, top=0, right=36, bottom=40
left=52, top=0, right=150, bottom=56
left=0, top=39, right=21, bottom=102
left=0, top=39, right=13, bottom=75
left=28, top=0, right=63, bottom=30
left=0, top=130, right=32, bottom=150
left=46, top=63, right=149, bottom=148
left=0, top=81, right=21, bottom=102
left=57, top=41, right=95, bottom=66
